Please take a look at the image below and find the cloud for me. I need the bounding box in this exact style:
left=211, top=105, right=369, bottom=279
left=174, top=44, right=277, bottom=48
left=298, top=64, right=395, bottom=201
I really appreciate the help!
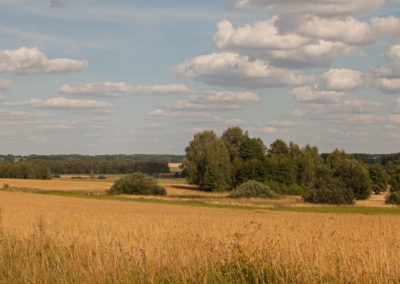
left=331, top=99, right=382, bottom=114
left=164, top=100, right=241, bottom=111
left=282, top=108, right=306, bottom=117
left=0, top=108, right=48, bottom=126
left=189, top=90, right=260, bottom=104
left=4, top=97, right=114, bottom=113
left=0, top=78, right=11, bottom=91
left=371, top=44, right=400, bottom=93
left=321, top=69, right=363, bottom=91
left=267, top=120, right=299, bottom=127
left=297, top=16, right=374, bottom=46
left=389, top=114, right=400, bottom=124
left=291, top=86, right=346, bottom=104
left=233, top=0, right=389, bottom=17
left=268, top=40, right=361, bottom=69
left=28, top=136, right=48, bottom=143
left=0, top=47, right=87, bottom=75
left=371, top=16, right=400, bottom=40
left=374, top=78, right=400, bottom=93
left=213, top=18, right=309, bottom=51
left=58, top=82, right=189, bottom=97
left=172, top=52, right=313, bottom=88
left=50, top=0, right=65, bottom=8
left=36, top=118, right=114, bottom=130
left=163, top=90, right=260, bottom=111
left=147, top=109, right=223, bottom=122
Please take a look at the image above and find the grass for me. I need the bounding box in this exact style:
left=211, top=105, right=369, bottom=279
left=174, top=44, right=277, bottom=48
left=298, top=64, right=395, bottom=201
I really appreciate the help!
left=2, top=190, right=400, bottom=283
left=271, top=205, right=400, bottom=215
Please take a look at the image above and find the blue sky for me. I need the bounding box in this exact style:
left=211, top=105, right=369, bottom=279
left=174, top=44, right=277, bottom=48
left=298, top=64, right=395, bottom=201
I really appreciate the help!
left=0, top=0, right=400, bottom=155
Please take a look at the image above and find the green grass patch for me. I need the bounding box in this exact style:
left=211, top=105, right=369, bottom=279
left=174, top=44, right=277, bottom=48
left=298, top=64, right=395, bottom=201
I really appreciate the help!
left=157, top=178, right=187, bottom=185
left=28, top=190, right=256, bottom=211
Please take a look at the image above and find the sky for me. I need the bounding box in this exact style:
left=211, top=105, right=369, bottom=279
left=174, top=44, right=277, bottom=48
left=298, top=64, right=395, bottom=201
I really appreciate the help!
left=0, top=0, right=400, bottom=155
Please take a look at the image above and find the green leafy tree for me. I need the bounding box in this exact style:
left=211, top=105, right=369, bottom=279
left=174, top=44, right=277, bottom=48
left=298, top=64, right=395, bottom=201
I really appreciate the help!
left=239, top=137, right=265, bottom=161
left=221, top=127, right=248, bottom=162
left=327, top=149, right=371, bottom=200
left=183, top=130, right=232, bottom=191
left=369, top=164, right=388, bottom=194
left=268, top=139, right=290, bottom=156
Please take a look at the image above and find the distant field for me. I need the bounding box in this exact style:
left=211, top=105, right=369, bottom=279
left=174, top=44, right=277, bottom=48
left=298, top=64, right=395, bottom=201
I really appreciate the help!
left=1, top=190, right=400, bottom=283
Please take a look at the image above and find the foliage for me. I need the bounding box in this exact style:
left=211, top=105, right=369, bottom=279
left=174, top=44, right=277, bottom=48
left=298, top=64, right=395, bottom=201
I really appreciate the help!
left=265, top=180, right=303, bottom=195
left=369, top=164, right=388, bottom=194
left=221, top=127, right=248, bottom=162
left=303, top=176, right=354, bottom=205
left=229, top=180, right=279, bottom=199
left=184, top=131, right=232, bottom=192
left=107, top=173, right=166, bottom=196
left=0, top=162, right=51, bottom=180
left=385, top=192, right=400, bottom=205
left=327, top=149, right=372, bottom=200
left=239, top=137, right=266, bottom=161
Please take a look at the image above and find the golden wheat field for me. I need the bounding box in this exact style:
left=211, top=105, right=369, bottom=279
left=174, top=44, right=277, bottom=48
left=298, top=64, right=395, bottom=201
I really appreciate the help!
left=1, top=190, right=400, bottom=283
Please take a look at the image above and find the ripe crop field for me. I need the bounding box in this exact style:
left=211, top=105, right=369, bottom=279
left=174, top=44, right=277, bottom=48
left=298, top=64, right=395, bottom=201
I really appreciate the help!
left=1, top=190, right=400, bottom=283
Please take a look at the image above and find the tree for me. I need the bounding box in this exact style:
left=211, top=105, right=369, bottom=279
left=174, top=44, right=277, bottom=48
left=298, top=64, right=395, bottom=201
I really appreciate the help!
left=221, top=127, right=248, bottom=162
left=239, top=137, right=265, bottom=161
left=327, top=149, right=371, bottom=200
left=368, top=164, right=388, bottom=194
left=183, top=130, right=232, bottom=191
left=268, top=139, right=290, bottom=156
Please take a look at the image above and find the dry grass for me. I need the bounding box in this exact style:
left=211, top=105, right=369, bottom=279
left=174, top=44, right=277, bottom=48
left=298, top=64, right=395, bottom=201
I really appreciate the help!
left=0, top=178, right=112, bottom=192
left=1, top=190, right=400, bottom=283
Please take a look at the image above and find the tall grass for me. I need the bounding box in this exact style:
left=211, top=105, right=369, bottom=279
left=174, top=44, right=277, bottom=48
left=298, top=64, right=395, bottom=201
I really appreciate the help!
left=1, top=191, right=400, bottom=283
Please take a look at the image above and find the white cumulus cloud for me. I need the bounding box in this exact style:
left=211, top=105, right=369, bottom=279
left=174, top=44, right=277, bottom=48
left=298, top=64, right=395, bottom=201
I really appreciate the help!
left=172, top=52, right=313, bottom=88
left=297, top=16, right=374, bottom=46
left=0, top=47, right=87, bottom=75
left=321, top=69, right=363, bottom=91
left=58, top=82, right=189, bottom=97
left=233, top=0, right=389, bottom=17
left=371, top=15, right=400, bottom=40
left=4, top=97, right=114, bottom=113
left=213, top=18, right=309, bottom=51
left=291, top=86, right=347, bottom=104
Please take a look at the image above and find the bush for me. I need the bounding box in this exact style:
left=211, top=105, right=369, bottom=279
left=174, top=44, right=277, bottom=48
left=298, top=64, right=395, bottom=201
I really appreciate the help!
left=2, top=184, right=10, bottom=190
left=97, top=175, right=107, bottom=179
left=264, top=180, right=303, bottom=195
left=303, top=177, right=354, bottom=205
left=108, top=173, right=166, bottom=196
left=229, top=180, right=279, bottom=199
left=385, top=192, right=400, bottom=205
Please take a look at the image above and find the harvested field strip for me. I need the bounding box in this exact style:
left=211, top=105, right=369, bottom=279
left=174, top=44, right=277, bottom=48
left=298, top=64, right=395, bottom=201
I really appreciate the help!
left=0, top=178, right=112, bottom=191
left=7, top=188, right=400, bottom=215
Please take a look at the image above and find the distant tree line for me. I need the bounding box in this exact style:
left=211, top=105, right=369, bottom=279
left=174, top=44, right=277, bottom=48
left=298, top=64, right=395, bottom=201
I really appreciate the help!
left=0, top=160, right=170, bottom=180
left=184, top=127, right=391, bottom=204
left=0, top=162, right=51, bottom=180
left=0, top=154, right=185, bottom=163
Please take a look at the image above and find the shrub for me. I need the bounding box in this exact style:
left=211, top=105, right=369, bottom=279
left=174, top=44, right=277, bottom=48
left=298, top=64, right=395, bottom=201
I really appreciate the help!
left=385, top=192, right=400, bottom=205
left=97, top=175, right=107, bottom=180
left=303, top=177, right=354, bottom=205
left=229, top=180, right=279, bottom=199
left=264, top=180, right=303, bottom=195
left=108, top=173, right=166, bottom=196
left=52, top=174, right=61, bottom=178
left=2, top=184, right=10, bottom=190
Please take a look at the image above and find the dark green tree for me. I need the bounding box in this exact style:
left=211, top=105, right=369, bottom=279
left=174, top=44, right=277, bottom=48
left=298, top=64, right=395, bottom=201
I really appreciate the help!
left=221, top=127, right=248, bottom=162
left=368, top=164, right=388, bottom=194
left=183, top=130, right=232, bottom=191
left=239, top=137, right=265, bottom=161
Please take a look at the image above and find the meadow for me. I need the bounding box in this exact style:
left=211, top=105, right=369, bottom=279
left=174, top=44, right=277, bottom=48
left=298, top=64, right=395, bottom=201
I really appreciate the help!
left=1, top=177, right=400, bottom=283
